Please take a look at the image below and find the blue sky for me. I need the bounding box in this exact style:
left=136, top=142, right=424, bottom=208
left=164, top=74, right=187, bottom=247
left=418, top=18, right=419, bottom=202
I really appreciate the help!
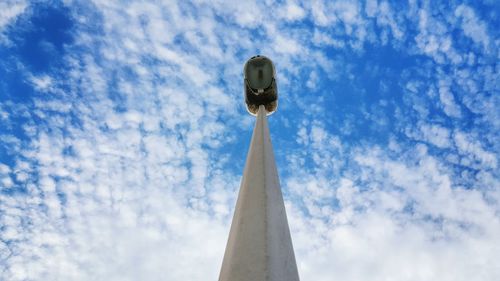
left=0, top=0, right=499, bottom=280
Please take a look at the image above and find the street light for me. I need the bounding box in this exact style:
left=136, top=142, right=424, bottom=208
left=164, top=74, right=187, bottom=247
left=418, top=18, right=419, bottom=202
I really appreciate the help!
left=219, top=56, right=300, bottom=281
left=244, top=55, right=278, bottom=115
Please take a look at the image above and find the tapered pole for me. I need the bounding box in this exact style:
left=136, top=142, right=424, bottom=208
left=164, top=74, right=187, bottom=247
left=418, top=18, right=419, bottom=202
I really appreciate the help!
left=219, top=105, right=300, bottom=281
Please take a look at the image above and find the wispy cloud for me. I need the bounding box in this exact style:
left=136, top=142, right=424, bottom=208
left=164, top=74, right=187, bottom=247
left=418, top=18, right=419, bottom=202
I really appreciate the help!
left=0, top=1, right=499, bottom=280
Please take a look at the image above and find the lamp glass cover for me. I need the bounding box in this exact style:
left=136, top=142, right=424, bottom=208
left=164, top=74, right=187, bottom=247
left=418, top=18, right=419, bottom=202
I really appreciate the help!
left=245, top=59, right=273, bottom=90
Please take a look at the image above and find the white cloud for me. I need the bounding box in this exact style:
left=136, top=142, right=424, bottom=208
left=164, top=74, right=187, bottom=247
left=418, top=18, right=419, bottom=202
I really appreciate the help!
left=375, top=1, right=404, bottom=40
left=365, top=0, right=378, bottom=18
left=411, top=5, right=468, bottom=65
left=312, top=29, right=345, bottom=48
left=1, top=1, right=499, bottom=281
left=274, top=34, right=302, bottom=54
left=28, top=74, right=53, bottom=92
left=455, top=4, right=491, bottom=51
left=454, top=131, right=497, bottom=170
left=287, top=141, right=500, bottom=281
left=0, top=1, right=28, bottom=45
left=420, top=123, right=451, bottom=148
left=0, top=1, right=27, bottom=31
left=0, top=163, right=13, bottom=188
left=306, top=70, right=319, bottom=89
left=311, top=0, right=361, bottom=27
left=438, top=80, right=462, bottom=118
left=279, top=1, right=306, bottom=22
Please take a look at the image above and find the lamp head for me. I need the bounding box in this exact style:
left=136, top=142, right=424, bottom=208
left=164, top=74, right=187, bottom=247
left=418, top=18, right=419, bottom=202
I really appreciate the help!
left=244, top=55, right=278, bottom=115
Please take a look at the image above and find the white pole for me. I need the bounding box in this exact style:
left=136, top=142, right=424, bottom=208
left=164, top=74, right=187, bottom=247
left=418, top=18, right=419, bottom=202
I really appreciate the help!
left=219, top=105, right=300, bottom=281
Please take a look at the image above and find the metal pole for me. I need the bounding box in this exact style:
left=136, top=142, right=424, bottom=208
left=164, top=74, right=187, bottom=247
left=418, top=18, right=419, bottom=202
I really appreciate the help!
left=219, top=105, right=300, bottom=281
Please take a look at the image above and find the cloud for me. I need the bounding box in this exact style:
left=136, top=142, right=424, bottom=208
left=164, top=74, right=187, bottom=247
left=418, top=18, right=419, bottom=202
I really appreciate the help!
left=455, top=4, right=491, bottom=51
left=419, top=123, right=452, bottom=148
left=0, top=1, right=27, bottom=32
left=1, top=1, right=499, bottom=281
left=438, top=79, right=462, bottom=118
left=454, top=131, right=497, bottom=170
left=279, top=1, right=306, bottom=22
left=286, top=133, right=499, bottom=281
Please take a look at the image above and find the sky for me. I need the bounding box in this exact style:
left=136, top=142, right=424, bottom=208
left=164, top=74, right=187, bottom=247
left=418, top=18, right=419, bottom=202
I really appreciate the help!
left=0, top=0, right=499, bottom=280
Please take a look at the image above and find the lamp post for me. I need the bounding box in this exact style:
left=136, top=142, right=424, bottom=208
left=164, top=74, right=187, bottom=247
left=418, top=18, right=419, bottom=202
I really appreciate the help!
left=218, top=56, right=300, bottom=281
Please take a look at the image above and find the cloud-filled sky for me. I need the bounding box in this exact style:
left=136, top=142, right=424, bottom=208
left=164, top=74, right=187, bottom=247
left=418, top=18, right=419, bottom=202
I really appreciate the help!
left=0, top=0, right=499, bottom=280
